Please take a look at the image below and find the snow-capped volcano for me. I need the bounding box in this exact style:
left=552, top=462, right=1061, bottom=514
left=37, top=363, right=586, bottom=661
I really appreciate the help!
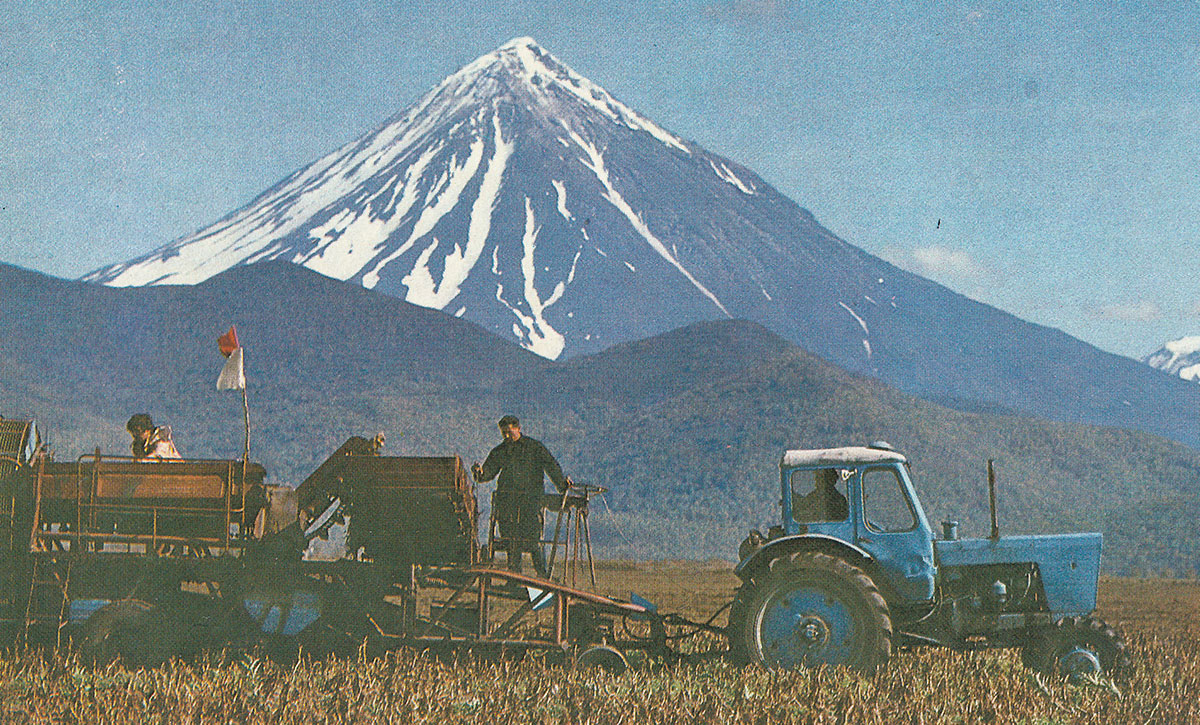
left=83, top=38, right=1200, bottom=451
left=88, top=36, right=824, bottom=359
left=1144, top=337, right=1200, bottom=382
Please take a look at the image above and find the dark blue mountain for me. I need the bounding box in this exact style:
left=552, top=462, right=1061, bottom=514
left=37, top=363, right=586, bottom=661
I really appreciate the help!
left=8, top=261, right=1200, bottom=573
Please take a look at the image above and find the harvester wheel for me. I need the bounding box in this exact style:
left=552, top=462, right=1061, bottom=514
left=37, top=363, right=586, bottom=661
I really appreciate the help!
left=576, top=645, right=629, bottom=674
left=1025, top=616, right=1129, bottom=682
left=77, top=599, right=181, bottom=668
left=728, top=551, right=891, bottom=673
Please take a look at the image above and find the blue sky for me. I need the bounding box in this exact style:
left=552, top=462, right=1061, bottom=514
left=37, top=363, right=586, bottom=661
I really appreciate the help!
left=1, top=1, right=1196, bottom=358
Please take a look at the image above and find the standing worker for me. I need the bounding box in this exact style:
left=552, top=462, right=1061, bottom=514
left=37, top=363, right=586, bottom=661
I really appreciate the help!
left=472, top=415, right=571, bottom=577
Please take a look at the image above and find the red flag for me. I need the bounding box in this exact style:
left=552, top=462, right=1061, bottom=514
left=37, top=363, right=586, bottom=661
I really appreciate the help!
left=218, top=326, right=240, bottom=358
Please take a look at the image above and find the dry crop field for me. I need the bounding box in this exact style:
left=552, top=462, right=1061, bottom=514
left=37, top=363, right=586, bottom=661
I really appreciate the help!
left=0, top=562, right=1196, bottom=724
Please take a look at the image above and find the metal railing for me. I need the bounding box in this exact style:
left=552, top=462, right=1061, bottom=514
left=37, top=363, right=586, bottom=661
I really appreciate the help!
left=24, top=451, right=257, bottom=556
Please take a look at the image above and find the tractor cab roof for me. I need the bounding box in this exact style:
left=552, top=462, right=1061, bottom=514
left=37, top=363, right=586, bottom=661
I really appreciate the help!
left=781, top=446, right=907, bottom=469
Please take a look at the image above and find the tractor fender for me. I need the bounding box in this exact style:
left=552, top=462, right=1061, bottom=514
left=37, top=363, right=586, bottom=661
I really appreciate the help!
left=735, top=534, right=874, bottom=582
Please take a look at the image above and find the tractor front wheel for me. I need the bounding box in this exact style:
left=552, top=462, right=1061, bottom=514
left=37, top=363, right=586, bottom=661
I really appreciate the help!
left=728, top=551, right=892, bottom=673
left=1023, top=616, right=1129, bottom=682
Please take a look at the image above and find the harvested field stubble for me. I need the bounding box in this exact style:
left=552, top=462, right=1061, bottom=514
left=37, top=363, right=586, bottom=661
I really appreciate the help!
left=0, top=570, right=1195, bottom=724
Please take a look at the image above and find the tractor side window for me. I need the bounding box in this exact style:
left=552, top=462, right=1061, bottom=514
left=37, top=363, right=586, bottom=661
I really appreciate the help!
left=861, top=468, right=916, bottom=533
left=790, top=468, right=849, bottom=523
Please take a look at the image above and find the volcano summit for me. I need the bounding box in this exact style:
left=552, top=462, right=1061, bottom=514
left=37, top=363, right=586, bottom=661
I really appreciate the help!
left=84, top=37, right=878, bottom=361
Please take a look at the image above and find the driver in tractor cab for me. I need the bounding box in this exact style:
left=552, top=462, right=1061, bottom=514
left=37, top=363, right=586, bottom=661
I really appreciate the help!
left=793, top=468, right=848, bottom=523
left=126, top=414, right=181, bottom=461
left=472, top=415, right=571, bottom=577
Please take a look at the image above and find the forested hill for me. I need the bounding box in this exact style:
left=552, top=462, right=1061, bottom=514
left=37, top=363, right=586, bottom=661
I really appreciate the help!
left=4, top=262, right=1200, bottom=575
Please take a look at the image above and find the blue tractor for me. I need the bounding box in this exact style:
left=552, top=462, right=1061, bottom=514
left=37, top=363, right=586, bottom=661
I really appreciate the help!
left=728, top=443, right=1129, bottom=677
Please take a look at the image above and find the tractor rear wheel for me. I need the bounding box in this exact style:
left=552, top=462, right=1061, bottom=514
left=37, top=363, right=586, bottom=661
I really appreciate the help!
left=1023, top=616, right=1129, bottom=681
left=728, top=551, right=892, bottom=673
left=77, top=599, right=181, bottom=668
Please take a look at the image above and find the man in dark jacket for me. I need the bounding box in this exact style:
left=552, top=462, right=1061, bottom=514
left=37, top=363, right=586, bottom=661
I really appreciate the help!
left=472, top=415, right=570, bottom=577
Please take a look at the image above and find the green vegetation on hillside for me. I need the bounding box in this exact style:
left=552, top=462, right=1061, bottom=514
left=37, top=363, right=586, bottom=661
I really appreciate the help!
left=5, top=264, right=1200, bottom=575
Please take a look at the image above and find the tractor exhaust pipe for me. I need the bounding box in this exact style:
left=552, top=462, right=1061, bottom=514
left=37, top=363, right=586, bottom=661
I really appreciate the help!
left=987, top=459, right=999, bottom=540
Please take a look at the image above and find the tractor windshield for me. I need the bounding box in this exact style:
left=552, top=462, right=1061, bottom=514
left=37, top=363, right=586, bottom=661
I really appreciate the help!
left=861, top=467, right=917, bottom=533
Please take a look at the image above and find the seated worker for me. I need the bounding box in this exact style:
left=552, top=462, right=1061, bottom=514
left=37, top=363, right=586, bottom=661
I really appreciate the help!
left=126, top=414, right=181, bottom=461
left=793, top=468, right=849, bottom=522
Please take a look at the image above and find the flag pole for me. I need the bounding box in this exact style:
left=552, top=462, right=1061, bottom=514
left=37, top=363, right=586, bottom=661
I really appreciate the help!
left=217, top=326, right=251, bottom=508
left=241, top=386, right=250, bottom=462
left=240, top=382, right=249, bottom=531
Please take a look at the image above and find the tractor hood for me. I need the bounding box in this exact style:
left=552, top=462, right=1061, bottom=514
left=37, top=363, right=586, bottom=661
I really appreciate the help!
left=934, top=533, right=1102, bottom=616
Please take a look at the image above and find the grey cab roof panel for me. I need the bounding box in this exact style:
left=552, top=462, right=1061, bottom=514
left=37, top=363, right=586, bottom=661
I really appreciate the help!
left=780, top=446, right=907, bottom=468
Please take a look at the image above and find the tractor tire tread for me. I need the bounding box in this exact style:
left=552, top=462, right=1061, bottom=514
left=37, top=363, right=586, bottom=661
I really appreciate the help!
left=726, top=550, right=891, bottom=673
left=1022, top=615, right=1129, bottom=679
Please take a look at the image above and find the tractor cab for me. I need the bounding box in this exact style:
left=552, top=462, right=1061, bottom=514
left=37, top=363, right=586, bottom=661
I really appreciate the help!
left=738, top=444, right=937, bottom=606
left=782, top=444, right=937, bottom=604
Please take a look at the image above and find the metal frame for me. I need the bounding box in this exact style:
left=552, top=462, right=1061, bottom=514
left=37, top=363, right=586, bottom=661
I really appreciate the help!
left=27, top=453, right=260, bottom=555
left=367, top=567, right=669, bottom=659
left=486, top=485, right=603, bottom=590
left=1, top=444, right=700, bottom=665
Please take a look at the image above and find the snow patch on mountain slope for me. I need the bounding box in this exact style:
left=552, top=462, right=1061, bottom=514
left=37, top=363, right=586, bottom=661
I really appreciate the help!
left=568, top=246, right=583, bottom=283
left=551, top=179, right=573, bottom=220
left=839, top=301, right=872, bottom=359
left=707, top=158, right=755, bottom=194
left=568, top=128, right=729, bottom=317
left=1166, top=336, right=1200, bottom=358
left=491, top=197, right=566, bottom=359
left=1144, top=335, right=1200, bottom=382
left=402, top=114, right=512, bottom=309
left=299, top=208, right=382, bottom=280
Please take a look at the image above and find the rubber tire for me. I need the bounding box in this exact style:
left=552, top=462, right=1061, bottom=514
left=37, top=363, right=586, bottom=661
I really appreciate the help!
left=77, top=599, right=181, bottom=668
left=1025, top=616, right=1130, bottom=681
left=728, top=551, right=891, bottom=673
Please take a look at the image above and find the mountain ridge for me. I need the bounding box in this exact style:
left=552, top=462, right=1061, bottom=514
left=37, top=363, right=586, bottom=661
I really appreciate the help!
left=1144, top=336, right=1200, bottom=382
left=9, top=262, right=1200, bottom=574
